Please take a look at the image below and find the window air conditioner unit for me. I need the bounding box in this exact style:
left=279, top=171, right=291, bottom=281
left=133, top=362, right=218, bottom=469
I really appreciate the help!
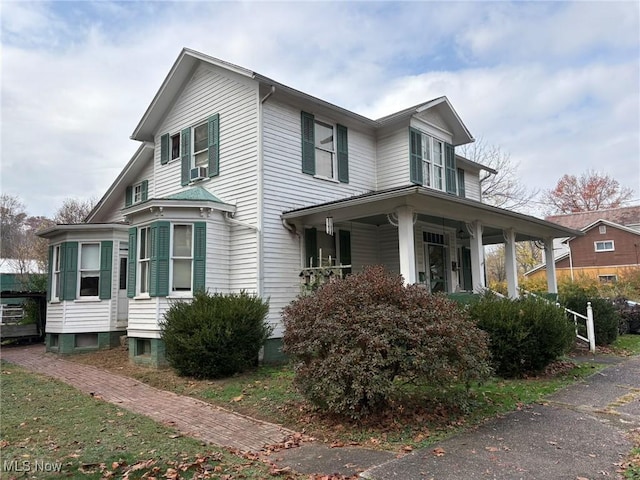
left=190, top=166, right=207, bottom=181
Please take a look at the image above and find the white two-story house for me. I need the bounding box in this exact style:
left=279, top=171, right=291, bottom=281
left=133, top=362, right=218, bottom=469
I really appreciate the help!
left=38, top=48, right=579, bottom=366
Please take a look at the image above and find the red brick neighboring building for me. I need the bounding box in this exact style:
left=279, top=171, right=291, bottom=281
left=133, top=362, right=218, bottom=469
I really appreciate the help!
left=527, top=206, right=640, bottom=283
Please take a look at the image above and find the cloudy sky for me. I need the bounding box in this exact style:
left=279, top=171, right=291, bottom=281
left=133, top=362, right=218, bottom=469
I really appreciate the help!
left=2, top=1, right=639, bottom=219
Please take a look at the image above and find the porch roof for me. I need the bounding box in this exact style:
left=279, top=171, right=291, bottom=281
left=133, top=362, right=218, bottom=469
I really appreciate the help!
left=282, top=185, right=582, bottom=243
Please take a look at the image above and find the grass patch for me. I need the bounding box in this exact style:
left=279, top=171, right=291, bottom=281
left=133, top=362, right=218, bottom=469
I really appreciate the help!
left=68, top=347, right=603, bottom=451
left=0, top=361, right=284, bottom=479
left=611, top=334, right=640, bottom=356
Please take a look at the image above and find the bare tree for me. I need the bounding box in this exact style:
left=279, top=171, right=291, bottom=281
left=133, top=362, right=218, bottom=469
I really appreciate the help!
left=458, top=139, right=538, bottom=212
left=1, top=193, right=27, bottom=258
left=54, top=197, right=96, bottom=224
left=542, top=170, right=634, bottom=214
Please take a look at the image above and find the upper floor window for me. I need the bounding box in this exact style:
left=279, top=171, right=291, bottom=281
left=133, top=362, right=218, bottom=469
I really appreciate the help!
left=599, top=225, right=607, bottom=234
left=159, top=114, right=220, bottom=185
left=301, top=111, right=349, bottom=183
left=170, top=133, right=180, bottom=161
left=594, top=240, right=614, bottom=252
left=125, top=180, right=148, bottom=207
left=409, top=127, right=457, bottom=195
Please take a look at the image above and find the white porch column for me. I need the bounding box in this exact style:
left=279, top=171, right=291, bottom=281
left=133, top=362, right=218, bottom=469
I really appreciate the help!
left=544, top=237, right=558, bottom=294
left=467, top=221, right=485, bottom=292
left=396, top=206, right=417, bottom=284
left=503, top=229, right=519, bottom=298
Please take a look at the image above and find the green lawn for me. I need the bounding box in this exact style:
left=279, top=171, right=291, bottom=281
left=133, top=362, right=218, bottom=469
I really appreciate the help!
left=0, top=362, right=286, bottom=479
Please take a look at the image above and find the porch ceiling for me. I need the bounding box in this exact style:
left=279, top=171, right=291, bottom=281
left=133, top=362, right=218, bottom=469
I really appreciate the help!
left=282, top=185, right=582, bottom=243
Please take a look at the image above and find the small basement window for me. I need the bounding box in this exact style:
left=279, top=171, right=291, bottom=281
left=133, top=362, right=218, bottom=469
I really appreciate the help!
left=136, top=339, right=151, bottom=356
left=599, top=275, right=617, bottom=284
left=75, top=333, right=98, bottom=348
left=50, top=334, right=59, bottom=347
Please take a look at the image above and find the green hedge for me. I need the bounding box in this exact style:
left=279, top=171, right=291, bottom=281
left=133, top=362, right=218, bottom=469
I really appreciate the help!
left=160, top=291, right=272, bottom=378
left=469, top=294, right=575, bottom=378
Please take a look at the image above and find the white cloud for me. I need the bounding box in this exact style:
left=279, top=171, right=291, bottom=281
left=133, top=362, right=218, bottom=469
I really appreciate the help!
left=1, top=1, right=638, bottom=218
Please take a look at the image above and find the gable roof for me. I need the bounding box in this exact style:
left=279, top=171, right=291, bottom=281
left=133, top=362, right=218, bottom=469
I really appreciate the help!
left=131, top=48, right=474, bottom=146
left=545, top=206, right=640, bottom=230
left=578, top=218, right=640, bottom=238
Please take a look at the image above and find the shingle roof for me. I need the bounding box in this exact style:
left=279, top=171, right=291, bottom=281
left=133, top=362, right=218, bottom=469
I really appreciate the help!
left=545, top=206, right=640, bottom=230
left=164, top=187, right=224, bottom=203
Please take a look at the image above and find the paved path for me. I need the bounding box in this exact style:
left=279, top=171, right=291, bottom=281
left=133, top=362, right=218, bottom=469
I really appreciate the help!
left=362, top=355, right=640, bottom=479
left=0, top=344, right=293, bottom=452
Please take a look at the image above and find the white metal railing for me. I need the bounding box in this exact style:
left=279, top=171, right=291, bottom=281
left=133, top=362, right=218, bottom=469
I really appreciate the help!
left=0, top=304, right=25, bottom=324
left=565, top=303, right=596, bottom=353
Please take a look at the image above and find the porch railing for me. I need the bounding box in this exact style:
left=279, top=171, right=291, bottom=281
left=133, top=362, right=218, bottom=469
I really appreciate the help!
left=299, top=264, right=352, bottom=294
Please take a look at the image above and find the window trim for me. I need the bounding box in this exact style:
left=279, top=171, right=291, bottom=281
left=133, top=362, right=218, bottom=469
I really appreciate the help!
left=594, top=240, right=614, bottom=252
left=598, top=274, right=618, bottom=283
left=52, top=244, right=61, bottom=301
left=192, top=120, right=209, bottom=170
left=313, top=119, right=336, bottom=180
left=138, top=226, right=151, bottom=296
left=411, top=128, right=453, bottom=193
left=170, top=133, right=181, bottom=162
left=78, top=242, right=101, bottom=298
left=170, top=223, right=194, bottom=295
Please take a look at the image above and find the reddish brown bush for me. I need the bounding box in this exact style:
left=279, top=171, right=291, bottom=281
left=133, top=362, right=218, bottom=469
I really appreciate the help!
left=282, top=266, right=492, bottom=419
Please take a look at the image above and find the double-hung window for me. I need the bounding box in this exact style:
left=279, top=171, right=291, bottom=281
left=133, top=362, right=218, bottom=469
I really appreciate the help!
left=594, top=240, right=614, bottom=252
left=128, top=222, right=205, bottom=299
left=52, top=245, right=61, bottom=300
left=301, top=111, right=349, bottom=183
left=138, top=226, right=151, bottom=295
left=171, top=224, right=193, bottom=292
left=160, top=115, right=220, bottom=185
left=125, top=180, right=148, bottom=207
left=79, top=243, right=100, bottom=297
left=410, top=128, right=457, bottom=194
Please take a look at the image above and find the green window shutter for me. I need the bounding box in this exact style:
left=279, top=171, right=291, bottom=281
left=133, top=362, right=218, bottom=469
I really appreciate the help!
left=47, top=246, right=53, bottom=301
left=125, top=186, right=132, bottom=207
left=127, top=228, right=137, bottom=298
left=150, top=221, right=170, bottom=297
left=141, top=180, right=148, bottom=201
left=457, top=168, right=466, bottom=198
left=304, top=227, right=318, bottom=268
left=99, top=241, right=113, bottom=300
left=62, top=242, right=78, bottom=301
left=338, top=229, right=352, bottom=276
left=181, top=127, right=191, bottom=186
left=445, top=143, right=457, bottom=194
left=409, top=128, right=423, bottom=185
left=160, top=133, right=170, bottom=165
left=301, top=111, right=315, bottom=175
left=193, top=222, right=206, bottom=292
left=337, top=124, right=349, bottom=183
left=208, top=114, right=220, bottom=177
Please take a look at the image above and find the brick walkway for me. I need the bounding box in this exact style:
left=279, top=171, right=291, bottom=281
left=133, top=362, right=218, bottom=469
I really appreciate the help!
left=0, top=344, right=294, bottom=452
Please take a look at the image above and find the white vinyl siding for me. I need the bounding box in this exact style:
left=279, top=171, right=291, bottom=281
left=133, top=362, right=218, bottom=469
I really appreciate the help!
left=376, top=129, right=409, bottom=189
left=261, top=100, right=377, bottom=333
left=464, top=170, right=482, bottom=201
left=153, top=63, right=260, bottom=293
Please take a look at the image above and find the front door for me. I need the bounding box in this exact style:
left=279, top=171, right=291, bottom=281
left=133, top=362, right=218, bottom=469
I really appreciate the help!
left=425, top=243, right=448, bottom=293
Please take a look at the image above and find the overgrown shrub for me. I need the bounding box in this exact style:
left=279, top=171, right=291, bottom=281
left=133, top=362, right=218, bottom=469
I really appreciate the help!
left=160, top=291, right=272, bottom=379
left=560, top=288, right=619, bottom=345
left=613, top=297, right=640, bottom=335
left=468, top=294, right=575, bottom=378
left=282, top=266, right=492, bottom=419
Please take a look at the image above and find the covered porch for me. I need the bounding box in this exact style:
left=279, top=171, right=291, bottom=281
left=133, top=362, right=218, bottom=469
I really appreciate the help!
left=282, top=186, right=581, bottom=298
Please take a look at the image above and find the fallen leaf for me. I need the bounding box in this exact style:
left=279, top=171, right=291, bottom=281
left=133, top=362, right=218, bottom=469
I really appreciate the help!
left=232, top=395, right=243, bottom=402
left=432, top=447, right=446, bottom=457
left=485, top=446, right=500, bottom=452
